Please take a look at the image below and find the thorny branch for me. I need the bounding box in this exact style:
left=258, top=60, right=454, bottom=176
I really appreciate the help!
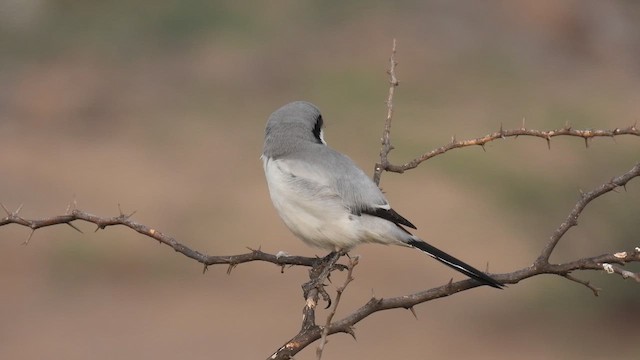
left=535, top=162, right=640, bottom=265
left=371, top=41, right=639, bottom=179
left=0, top=203, right=342, bottom=273
left=265, top=161, right=640, bottom=360
left=373, top=37, right=399, bottom=186
left=3, top=189, right=639, bottom=360
left=382, top=123, right=640, bottom=174
left=316, top=255, right=359, bottom=360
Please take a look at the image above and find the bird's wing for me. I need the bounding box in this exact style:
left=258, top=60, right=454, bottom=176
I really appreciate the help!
left=283, top=145, right=417, bottom=229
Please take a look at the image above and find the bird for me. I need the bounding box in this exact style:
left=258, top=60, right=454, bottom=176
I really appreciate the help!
left=261, top=101, right=503, bottom=289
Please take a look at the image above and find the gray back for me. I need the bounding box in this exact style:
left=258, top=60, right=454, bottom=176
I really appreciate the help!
left=263, top=101, right=388, bottom=210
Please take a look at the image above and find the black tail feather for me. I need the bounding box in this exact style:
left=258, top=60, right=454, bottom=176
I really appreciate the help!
left=408, top=239, right=504, bottom=289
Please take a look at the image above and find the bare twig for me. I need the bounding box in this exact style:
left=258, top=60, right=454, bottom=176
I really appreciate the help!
left=561, top=273, right=601, bottom=296
left=535, top=162, right=640, bottom=265
left=316, top=255, right=359, bottom=360
left=382, top=125, right=640, bottom=174
left=0, top=206, right=344, bottom=271
left=373, top=38, right=399, bottom=186
left=269, top=251, right=344, bottom=360
left=266, top=246, right=640, bottom=360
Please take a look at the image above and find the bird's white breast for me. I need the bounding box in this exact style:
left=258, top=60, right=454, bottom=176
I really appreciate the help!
left=262, top=156, right=365, bottom=251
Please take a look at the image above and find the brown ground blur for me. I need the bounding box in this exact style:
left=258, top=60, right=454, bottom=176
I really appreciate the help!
left=1, top=1, right=639, bottom=359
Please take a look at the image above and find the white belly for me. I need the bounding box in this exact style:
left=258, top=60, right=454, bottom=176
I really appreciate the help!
left=263, top=157, right=362, bottom=250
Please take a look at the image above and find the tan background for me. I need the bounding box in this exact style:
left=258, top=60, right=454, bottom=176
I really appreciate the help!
left=1, top=1, right=639, bottom=359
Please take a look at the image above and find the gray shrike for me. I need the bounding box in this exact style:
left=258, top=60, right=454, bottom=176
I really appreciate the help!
left=262, top=101, right=502, bottom=289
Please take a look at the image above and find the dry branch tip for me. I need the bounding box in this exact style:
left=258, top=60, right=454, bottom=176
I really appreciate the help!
left=563, top=273, right=600, bottom=296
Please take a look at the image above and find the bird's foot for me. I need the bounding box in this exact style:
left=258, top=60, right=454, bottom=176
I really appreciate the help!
left=302, top=251, right=344, bottom=308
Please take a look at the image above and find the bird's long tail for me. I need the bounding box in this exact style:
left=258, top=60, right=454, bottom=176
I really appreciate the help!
left=408, top=239, right=504, bottom=289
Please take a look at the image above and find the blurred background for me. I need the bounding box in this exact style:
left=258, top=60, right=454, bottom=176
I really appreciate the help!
left=1, top=1, right=639, bottom=359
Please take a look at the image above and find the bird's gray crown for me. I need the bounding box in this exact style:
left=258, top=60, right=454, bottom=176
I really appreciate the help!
left=263, top=101, right=325, bottom=158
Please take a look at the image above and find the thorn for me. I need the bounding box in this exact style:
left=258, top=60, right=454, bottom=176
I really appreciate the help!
left=499, top=123, right=504, bottom=137
left=247, top=245, right=261, bottom=252
left=125, top=210, right=137, bottom=219
left=546, top=137, right=551, bottom=150
left=446, top=278, right=454, bottom=292
left=280, top=264, right=286, bottom=274
left=227, top=263, right=237, bottom=275
left=521, top=117, right=526, bottom=130
left=21, top=229, right=36, bottom=245
left=118, top=203, right=124, bottom=216
left=0, top=203, right=10, bottom=216
left=480, top=144, right=486, bottom=152
left=202, top=265, right=208, bottom=274
left=564, top=121, right=571, bottom=130
left=324, top=298, right=332, bottom=309
left=451, top=135, right=456, bottom=143
left=66, top=222, right=83, bottom=234
left=584, top=137, right=589, bottom=148
left=346, top=326, right=357, bottom=341
left=15, top=203, right=24, bottom=215
left=408, top=306, right=418, bottom=319
left=65, top=196, right=77, bottom=214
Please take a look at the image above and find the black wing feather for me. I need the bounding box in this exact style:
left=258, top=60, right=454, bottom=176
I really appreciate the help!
left=361, top=207, right=417, bottom=229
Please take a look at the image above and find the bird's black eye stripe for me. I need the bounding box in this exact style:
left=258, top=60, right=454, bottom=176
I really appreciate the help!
left=312, top=114, right=324, bottom=144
